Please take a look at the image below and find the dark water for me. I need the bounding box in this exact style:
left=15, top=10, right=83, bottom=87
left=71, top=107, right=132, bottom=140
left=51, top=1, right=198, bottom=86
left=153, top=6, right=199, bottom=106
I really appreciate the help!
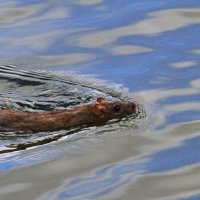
left=0, top=1, right=200, bottom=200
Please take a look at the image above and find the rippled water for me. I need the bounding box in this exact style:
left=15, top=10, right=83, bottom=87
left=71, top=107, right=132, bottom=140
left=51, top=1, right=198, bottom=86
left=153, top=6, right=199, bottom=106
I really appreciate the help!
left=0, top=1, right=200, bottom=200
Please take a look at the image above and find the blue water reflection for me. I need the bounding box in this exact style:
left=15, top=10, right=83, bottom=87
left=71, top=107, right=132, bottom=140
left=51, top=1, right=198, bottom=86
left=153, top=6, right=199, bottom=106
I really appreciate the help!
left=45, top=158, right=145, bottom=200
left=146, top=135, right=200, bottom=173
left=0, top=0, right=200, bottom=200
left=182, top=194, right=200, bottom=200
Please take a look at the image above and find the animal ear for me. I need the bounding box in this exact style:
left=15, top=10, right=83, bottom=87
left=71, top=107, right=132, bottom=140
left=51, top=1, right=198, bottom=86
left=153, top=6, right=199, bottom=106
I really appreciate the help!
left=96, top=97, right=107, bottom=104
left=93, top=104, right=106, bottom=116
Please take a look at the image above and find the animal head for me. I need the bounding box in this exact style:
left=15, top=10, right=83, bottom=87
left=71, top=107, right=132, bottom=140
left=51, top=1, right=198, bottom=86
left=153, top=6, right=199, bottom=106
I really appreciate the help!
left=93, top=97, right=136, bottom=120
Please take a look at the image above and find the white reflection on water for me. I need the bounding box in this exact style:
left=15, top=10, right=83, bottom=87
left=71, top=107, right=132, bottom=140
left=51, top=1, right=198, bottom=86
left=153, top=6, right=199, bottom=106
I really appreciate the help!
left=138, top=87, right=199, bottom=103
left=76, top=0, right=103, bottom=6
left=0, top=4, right=42, bottom=24
left=0, top=2, right=71, bottom=27
left=124, top=164, right=200, bottom=200
left=170, top=60, right=196, bottom=69
left=165, top=102, right=200, bottom=112
left=11, top=30, right=64, bottom=50
left=0, top=1, right=200, bottom=200
left=192, top=49, right=200, bottom=55
left=0, top=182, right=32, bottom=195
left=41, top=158, right=146, bottom=200
left=109, top=45, right=153, bottom=55
left=190, top=78, right=200, bottom=88
left=76, top=8, right=200, bottom=47
left=37, top=120, right=200, bottom=200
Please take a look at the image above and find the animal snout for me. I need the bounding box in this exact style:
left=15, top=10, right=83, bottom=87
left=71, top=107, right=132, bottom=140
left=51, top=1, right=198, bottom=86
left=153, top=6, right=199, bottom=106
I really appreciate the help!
left=126, top=102, right=137, bottom=113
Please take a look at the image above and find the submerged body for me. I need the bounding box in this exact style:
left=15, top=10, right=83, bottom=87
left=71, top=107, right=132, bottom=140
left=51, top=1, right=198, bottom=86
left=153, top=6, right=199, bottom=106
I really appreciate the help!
left=0, top=98, right=136, bottom=132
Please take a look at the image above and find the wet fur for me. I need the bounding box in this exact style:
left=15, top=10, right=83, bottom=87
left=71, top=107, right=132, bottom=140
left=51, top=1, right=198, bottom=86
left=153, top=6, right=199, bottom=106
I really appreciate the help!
left=0, top=98, right=136, bottom=132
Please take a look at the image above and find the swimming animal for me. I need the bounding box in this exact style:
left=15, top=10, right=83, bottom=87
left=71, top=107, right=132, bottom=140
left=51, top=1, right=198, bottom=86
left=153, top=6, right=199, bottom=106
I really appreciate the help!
left=0, top=97, right=137, bottom=132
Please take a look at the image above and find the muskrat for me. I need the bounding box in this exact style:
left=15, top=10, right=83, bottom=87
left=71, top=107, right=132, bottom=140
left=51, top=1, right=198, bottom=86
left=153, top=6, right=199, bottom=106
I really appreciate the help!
left=0, top=97, right=136, bottom=132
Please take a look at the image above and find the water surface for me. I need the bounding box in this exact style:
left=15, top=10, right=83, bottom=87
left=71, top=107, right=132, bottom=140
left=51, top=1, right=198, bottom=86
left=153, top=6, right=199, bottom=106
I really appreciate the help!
left=0, top=0, right=200, bottom=200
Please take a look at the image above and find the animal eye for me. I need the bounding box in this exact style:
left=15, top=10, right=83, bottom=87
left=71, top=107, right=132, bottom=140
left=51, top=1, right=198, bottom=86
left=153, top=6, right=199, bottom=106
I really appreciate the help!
left=114, top=105, right=121, bottom=112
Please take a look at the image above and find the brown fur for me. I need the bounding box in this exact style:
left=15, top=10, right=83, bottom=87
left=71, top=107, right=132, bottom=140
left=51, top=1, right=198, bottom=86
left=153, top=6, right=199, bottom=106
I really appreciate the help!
left=0, top=98, right=136, bottom=132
